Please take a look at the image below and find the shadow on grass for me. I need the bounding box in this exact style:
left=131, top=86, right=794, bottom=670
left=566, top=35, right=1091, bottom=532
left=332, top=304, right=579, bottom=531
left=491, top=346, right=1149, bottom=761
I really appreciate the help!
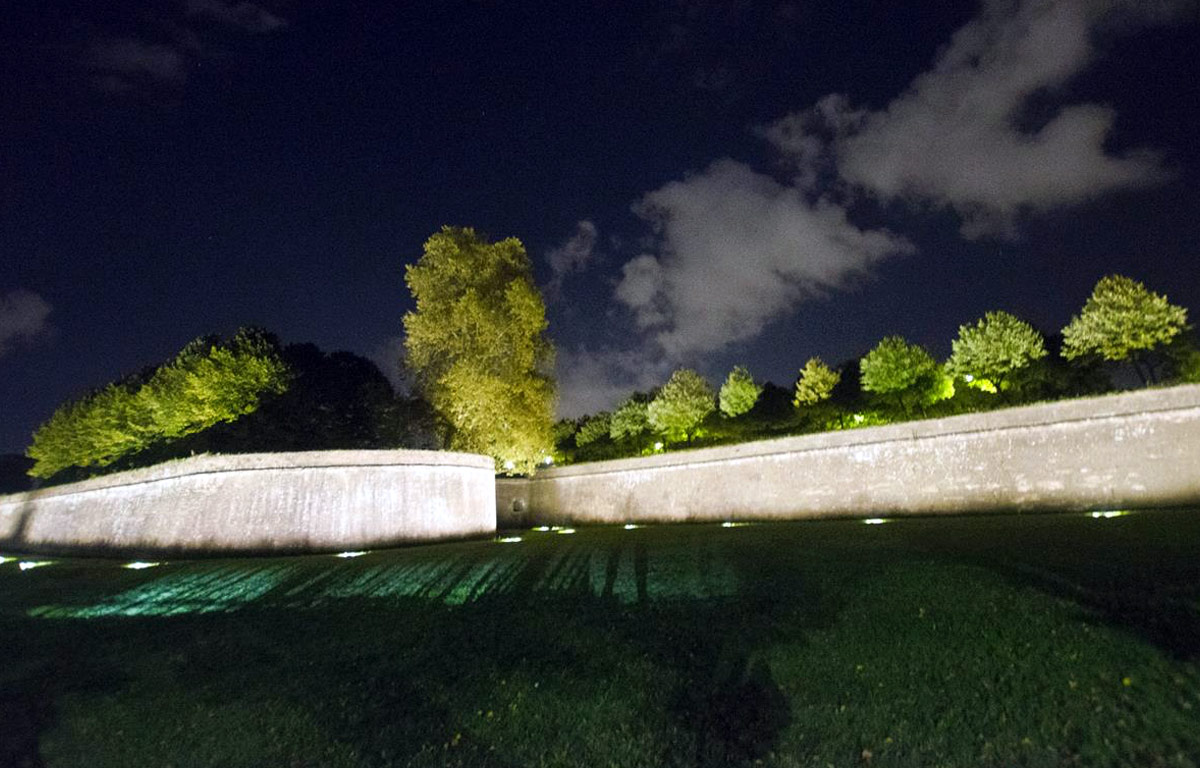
left=895, top=509, right=1200, bottom=661
left=7, top=527, right=849, bottom=767
left=0, top=630, right=129, bottom=768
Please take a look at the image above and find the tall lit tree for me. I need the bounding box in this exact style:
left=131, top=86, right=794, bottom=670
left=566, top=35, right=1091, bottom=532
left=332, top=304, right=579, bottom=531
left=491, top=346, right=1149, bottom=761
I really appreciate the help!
left=1061, top=274, right=1188, bottom=384
left=946, top=311, right=1047, bottom=395
left=718, top=365, right=762, bottom=417
left=403, top=226, right=555, bottom=473
left=648, top=369, right=714, bottom=442
left=860, top=336, right=941, bottom=416
left=793, top=357, right=841, bottom=407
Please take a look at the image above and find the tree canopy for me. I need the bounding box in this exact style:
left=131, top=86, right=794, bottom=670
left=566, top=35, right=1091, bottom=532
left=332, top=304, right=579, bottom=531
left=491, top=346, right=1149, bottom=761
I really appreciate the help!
left=718, top=365, right=762, bottom=417
left=945, top=311, right=1047, bottom=394
left=793, top=357, right=841, bottom=407
left=610, top=394, right=652, bottom=441
left=403, top=226, right=556, bottom=473
left=26, top=328, right=291, bottom=479
left=575, top=412, right=612, bottom=446
left=1061, top=274, right=1188, bottom=383
left=859, top=336, right=942, bottom=415
left=648, top=369, right=714, bottom=441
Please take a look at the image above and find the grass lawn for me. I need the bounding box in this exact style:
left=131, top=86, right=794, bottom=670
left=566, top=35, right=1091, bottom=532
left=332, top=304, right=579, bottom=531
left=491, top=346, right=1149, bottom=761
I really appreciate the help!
left=2, top=509, right=1199, bottom=767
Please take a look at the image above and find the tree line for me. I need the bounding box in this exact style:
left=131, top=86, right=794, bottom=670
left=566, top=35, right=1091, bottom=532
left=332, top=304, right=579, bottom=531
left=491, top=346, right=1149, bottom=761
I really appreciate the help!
left=19, top=224, right=1197, bottom=483
left=561, top=274, right=1197, bottom=464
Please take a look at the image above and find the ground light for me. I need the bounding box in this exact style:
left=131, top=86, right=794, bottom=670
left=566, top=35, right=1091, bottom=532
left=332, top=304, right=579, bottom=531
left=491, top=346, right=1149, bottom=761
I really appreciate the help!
left=123, top=561, right=162, bottom=570
left=623, top=524, right=640, bottom=530
left=19, top=561, right=53, bottom=571
left=532, top=526, right=550, bottom=531
left=862, top=518, right=890, bottom=525
left=721, top=521, right=751, bottom=528
left=1090, top=510, right=1130, bottom=519
left=0, top=555, right=15, bottom=565
left=335, top=551, right=368, bottom=558
left=496, top=536, right=522, bottom=543
left=555, top=528, right=576, bottom=535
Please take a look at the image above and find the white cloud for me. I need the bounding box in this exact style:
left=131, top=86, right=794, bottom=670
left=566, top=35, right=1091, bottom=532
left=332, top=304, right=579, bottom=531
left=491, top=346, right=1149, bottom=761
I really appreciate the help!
left=545, top=220, right=599, bottom=297
left=185, top=0, right=287, bottom=32
left=89, top=38, right=188, bottom=87
left=615, top=159, right=913, bottom=359
left=765, top=0, right=1179, bottom=238
left=0, top=290, right=53, bottom=358
left=555, top=345, right=672, bottom=419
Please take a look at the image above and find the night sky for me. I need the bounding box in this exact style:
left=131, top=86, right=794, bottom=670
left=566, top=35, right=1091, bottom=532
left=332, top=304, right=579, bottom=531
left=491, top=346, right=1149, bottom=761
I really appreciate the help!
left=2, top=0, right=1198, bottom=454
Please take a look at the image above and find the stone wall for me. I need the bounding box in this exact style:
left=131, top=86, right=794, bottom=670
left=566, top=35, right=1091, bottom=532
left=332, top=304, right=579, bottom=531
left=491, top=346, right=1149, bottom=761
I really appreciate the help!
left=0, top=450, right=495, bottom=556
left=499, top=385, right=1200, bottom=527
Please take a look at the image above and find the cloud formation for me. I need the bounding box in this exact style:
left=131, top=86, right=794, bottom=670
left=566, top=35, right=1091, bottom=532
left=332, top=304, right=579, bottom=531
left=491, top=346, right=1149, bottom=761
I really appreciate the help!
left=87, top=1, right=286, bottom=93
left=555, top=345, right=672, bottom=419
left=0, top=290, right=53, bottom=358
left=545, top=220, right=599, bottom=297
left=561, top=0, right=1190, bottom=417
left=89, top=38, right=189, bottom=90
left=615, top=159, right=913, bottom=359
left=185, top=0, right=288, bottom=33
left=764, top=0, right=1178, bottom=238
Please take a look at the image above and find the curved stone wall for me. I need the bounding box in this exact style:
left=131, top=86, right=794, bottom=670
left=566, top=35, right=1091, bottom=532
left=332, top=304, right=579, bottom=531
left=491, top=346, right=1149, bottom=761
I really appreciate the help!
left=0, top=450, right=496, bottom=556
left=499, top=385, right=1200, bottom=527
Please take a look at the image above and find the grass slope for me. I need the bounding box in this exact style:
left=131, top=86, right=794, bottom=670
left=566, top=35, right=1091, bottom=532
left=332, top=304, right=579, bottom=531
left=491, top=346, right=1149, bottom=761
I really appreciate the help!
left=2, top=510, right=1199, bottom=767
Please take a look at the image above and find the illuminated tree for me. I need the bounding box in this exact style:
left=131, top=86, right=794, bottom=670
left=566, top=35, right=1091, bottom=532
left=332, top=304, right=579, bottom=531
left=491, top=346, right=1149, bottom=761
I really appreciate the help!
left=793, top=357, right=840, bottom=407
left=859, top=336, right=941, bottom=416
left=946, top=311, right=1047, bottom=395
left=1061, top=274, right=1188, bottom=384
left=648, top=369, right=714, bottom=442
left=610, top=394, right=651, bottom=441
left=403, top=227, right=555, bottom=473
left=718, top=365, right=762, bottom=417
left=26, top=328, right=290, bottom=479
left=575, top=412, right=611, bottom=446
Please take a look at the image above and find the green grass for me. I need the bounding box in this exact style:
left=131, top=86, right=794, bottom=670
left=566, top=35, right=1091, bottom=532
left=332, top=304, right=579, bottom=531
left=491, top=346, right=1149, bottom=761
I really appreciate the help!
left=3, top=510, right=1199, bottom=767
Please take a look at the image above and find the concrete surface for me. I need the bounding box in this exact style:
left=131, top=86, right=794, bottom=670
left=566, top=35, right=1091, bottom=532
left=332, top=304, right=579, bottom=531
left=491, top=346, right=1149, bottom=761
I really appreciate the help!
left=0, top=450, right=496, bottom=556
left=498, top=385, right=1200, bottom=527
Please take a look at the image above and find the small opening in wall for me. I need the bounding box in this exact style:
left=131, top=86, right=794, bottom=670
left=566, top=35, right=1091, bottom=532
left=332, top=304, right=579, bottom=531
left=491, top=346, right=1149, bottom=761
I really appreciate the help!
left=512, top=499, right=526, bottom=513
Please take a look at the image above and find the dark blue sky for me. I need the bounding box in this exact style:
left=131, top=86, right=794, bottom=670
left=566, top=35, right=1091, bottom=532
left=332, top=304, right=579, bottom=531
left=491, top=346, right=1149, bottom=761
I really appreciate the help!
left=2, top=0, right=1198, bottom=453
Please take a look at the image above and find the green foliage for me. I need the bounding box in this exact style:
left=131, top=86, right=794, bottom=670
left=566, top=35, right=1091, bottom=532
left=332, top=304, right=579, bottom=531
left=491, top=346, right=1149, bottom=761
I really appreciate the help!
left=946, top=311, right=1047, bottom=396
left=860, top=336, right=942, bottom=416
left=403, top=227, right=556, bottom=474
left=1061, top=275, right=1188, bottom=383
left=610, top=395, right=651, bottom=441
left=793, top=357, right=841, bottom=407
left=27, top=328, right=290, bottom=479
left=718, top=366, right=762, bottom=417
left=648, top=369, right=715, bottom=442
left=552, top=418, right=580, bottom=448
left=575, top=412, right=612, bottom=447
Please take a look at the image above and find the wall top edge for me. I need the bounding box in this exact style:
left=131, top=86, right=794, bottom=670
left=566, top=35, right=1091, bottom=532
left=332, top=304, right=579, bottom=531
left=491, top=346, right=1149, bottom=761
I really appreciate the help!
left=0, top=449, right=494, bottom=504
left=530, top=384, right=1200, bottom=481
